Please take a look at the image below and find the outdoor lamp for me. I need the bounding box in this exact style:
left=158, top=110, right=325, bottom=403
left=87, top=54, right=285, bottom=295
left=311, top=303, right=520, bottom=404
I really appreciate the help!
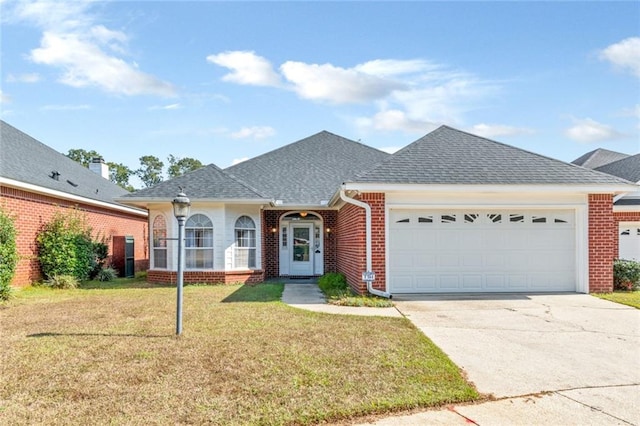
left=172, top=190, right=191, bottom=219
left=172, top=188, right=190, bottom=336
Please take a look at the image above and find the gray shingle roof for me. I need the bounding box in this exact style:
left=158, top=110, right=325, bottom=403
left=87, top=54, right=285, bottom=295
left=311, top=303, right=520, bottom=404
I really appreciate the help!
left=225, top=131, right=390, bottom=205
left=122, top=164, right=269, bottom=200
left=595, top=154, right=640, bottom=183
left=351, top=125, right=633, bottom=185
left=1, top=120, right=133, bottom=207
left=572, top=148, right=630, bottom=169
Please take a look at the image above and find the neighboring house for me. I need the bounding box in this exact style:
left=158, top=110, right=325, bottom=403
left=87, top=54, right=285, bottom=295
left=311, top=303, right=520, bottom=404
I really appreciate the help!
left=0, top=120, right=149, bottom=285
left=573, top=149, right=640, bottom=261
left=121, top=126, right=637, bottom=294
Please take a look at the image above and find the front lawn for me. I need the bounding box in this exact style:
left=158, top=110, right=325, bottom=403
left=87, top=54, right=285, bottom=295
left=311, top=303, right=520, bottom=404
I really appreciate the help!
left=594, top=290, right=640, bottom=309
left=0, top=282, right=478, bottom=425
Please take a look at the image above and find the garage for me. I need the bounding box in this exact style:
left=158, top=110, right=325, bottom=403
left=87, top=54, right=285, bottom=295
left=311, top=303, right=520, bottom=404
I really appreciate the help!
left=619, top=224, right=640, bottom=261
left=388, top=209, right=576, bottom=293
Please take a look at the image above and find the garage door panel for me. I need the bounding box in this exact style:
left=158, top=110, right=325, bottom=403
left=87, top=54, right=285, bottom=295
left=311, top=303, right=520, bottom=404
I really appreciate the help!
left=619, top=225, right=640, bottom=261
left=390, top=209, right=576, bottom=293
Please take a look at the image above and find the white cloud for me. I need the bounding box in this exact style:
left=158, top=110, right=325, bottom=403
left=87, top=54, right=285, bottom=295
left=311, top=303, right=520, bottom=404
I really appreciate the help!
left=149, top=103, right=183, bottom=111
left=599, top=37, right=640, bottom=78
left=468, top=123, right=535, bottom=138
left=356, top=110, right=434, bottom=134
left=230, top=126, right=276, bottom=140
left=6, top=0, right=176, bottom=97
left=565, top=118, right=624, bottom=143
left=6, top=73, right=41, bottom=83
left=41, top=104, right=91, bottom=111
left=379, top=146, right=402, bottom=154
left=206, top=51, right=281, bottom=86
left=30, top=32, right=176, bottom=97
left=231, top=157, right=249, bottom=166
left=354, top=59, right=438, bottom=77
left=280, top=61, right=404, bottom=104
left=0, top=90, right=12, bottom=104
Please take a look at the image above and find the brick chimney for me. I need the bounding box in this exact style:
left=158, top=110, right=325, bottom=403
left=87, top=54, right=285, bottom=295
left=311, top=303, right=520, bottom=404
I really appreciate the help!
left=89, top=157, right=109, bottom=179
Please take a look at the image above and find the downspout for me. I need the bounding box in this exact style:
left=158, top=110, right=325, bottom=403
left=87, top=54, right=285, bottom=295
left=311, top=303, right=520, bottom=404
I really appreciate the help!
left=339, top=190, right=391, bottom=298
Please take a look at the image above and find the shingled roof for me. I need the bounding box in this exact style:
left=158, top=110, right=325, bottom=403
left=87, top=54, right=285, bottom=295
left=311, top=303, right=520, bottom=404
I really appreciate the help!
left=595, top=154, right=640, bottom=183
left=225, top=131, right=390, bottom=205
left=572, top=148, right=630, bottom=170
left=121, top=164, right=269, bottom=201
left=0, top=120, right=135, bottom=208
left=350, top=126, right=633, bottom=185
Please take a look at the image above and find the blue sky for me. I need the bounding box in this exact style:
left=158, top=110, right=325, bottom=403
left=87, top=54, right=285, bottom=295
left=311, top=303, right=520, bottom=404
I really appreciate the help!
left=1, top=0, right=639, bottom=184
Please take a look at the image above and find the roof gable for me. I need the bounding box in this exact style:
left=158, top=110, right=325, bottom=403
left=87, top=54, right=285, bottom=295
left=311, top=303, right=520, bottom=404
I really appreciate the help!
left=1, top=120, right=131, bottom=206
left=595, top=154, right=640, bottom=183
left=122, top=163, right=269, bottom=200
left=225, top=131, right=390, bottom=205
left=571, top=148, right=630, bottom=169
left=352, top=126, right=632, bottom=185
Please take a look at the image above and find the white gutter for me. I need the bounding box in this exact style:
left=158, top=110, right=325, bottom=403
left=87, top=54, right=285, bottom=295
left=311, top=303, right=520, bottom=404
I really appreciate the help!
left=339, top=190, right=391, bottom=299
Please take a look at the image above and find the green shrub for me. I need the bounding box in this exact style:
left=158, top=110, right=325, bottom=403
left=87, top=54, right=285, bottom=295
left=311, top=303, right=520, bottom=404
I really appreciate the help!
left=96, top=267, right=118, bottom=282
left=0, top=207, right=19, bottom=301
left=46, top=274, right=79, bottom=289
left=318, top=272, right=348, bottom=292
left=37, top=210, right=98, bottom=282
left=90, top=241, right=109, bottom=279
left=613, top=259, right=640, bottom=291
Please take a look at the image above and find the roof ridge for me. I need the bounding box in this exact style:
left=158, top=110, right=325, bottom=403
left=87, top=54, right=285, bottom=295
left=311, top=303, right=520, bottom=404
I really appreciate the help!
left=217, top=167, right=271, bottom=199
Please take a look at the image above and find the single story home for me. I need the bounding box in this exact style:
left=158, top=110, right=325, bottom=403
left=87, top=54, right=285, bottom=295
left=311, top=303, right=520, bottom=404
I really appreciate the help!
left=120, top=126, right=638, bottom=295
left=0, top=120, right=149, bottom=285
left=572, top=149, right=640, bottom=261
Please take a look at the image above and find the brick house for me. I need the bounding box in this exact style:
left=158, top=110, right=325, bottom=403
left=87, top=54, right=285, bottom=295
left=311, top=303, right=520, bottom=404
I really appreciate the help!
left=572, top=149, right=640, bottom=261
left=0, top=121, right=149, bottom=286
left=120, top=126, right=638, bottom=294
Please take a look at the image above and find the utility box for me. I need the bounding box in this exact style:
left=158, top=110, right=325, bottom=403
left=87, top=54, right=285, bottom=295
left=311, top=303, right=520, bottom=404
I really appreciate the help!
left=113, top=236, right=135, bottom=278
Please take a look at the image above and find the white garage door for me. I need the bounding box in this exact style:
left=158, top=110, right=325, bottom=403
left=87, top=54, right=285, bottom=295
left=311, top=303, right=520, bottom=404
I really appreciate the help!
left=389, top=209, right=576, bottom=293
left=619, top=225, right=640, bottom=261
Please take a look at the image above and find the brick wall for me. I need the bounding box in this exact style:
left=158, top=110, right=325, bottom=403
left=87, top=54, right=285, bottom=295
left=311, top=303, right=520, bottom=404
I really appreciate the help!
left=336, top=193, right=386, bottom=294
left=1, top=185, right=149, bottom=286
left=613, top=210, right=640, bottom=259
left=588, top=194, right=615, bottom=292
left=261, top=209, right=337, bottom=279
left=147, top=269, right=263, bottom=285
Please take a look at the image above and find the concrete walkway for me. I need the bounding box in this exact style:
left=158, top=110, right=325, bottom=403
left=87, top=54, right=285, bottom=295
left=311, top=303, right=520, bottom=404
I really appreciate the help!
left=280, top=282, right=402, bottom=317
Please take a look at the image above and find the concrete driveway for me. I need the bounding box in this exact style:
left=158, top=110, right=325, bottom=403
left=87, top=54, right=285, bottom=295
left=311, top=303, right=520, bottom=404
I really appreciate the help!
left=392, top=294, right=640, bottom=423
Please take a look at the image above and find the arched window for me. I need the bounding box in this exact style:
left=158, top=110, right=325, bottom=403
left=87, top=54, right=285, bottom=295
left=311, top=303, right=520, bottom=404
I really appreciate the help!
left=152, top=215, right=167, bottom=269
left=185, top=214, right=213, bottom=269
left=235, top=216, right=256, bottom=269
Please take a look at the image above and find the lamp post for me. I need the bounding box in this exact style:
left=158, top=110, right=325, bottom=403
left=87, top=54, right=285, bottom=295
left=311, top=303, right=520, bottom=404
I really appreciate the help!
left=172, top=189, right=191, bottom=335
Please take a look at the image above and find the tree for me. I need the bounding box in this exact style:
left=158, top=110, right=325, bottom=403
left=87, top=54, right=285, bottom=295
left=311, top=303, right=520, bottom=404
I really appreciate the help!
left=167, top=154, right=204, bottom=179
left=0, top=207, right=18, bottom=300
left=67, top=149, right=102, bottom=167
left=107, top=162, right=134, bottom=191
left=136, top=155, right=164, bottom=187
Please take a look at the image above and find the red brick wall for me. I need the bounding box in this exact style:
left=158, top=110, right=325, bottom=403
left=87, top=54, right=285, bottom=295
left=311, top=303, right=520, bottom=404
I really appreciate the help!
left=613, top=210, right=640, bottom=259
left=336, top=193, right=386, bottom=294
left=1, top=185, right=149, bottom=286
left=261, top=209, right=337, bottom=279
left=147, top=269, right=263, bottom=285
left=589, top=194, right=615, bottom=292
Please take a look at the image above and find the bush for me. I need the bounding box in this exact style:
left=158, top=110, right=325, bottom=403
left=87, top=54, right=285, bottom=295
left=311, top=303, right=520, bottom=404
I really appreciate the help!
left=0, top=207, right=19, bottom=301
left=46, top=274, right=79, bottom=289
left=37, top=211, right=98, bottom=282
left=90, top=241, right=109, bottom=279
left=318, top=272, right=348, bottom=292
left=613, top=259, right=640, bottom=291
left=96, top=267, right=118, bottom=282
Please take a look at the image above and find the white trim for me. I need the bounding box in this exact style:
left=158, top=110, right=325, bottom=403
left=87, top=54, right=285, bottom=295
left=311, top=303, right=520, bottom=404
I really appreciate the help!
left=614, top=205, right=640, bottom=212
left=343, top=182, right=637, bottom=194
left=1, top=176, right=147, bottom=217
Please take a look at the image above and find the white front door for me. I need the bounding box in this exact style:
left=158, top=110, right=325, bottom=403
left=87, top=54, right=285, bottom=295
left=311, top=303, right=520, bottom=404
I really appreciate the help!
left=290, top=223, right=314, bottom=275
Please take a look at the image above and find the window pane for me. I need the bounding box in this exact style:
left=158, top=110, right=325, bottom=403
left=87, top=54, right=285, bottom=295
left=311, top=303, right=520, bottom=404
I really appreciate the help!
left=154, top=248, right=167, bottom=268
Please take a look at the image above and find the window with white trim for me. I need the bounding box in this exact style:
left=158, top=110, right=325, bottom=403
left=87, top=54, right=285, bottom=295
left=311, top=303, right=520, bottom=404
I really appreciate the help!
left=185, top=214, right=214, bottom=269
left=152, top=215, right=167, bottom=269
left=235, top=216, right=256, bottom=269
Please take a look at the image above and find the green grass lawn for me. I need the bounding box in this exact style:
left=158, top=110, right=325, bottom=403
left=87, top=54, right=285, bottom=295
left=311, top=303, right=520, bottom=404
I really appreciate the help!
left=1, top=282, right=478, bottom=425
left=594, top=290, right=640, bottom=309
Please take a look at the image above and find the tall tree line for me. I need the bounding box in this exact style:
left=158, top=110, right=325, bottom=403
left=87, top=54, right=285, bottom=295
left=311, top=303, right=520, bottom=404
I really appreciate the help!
left=66, top=149, right=203, bottom=191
